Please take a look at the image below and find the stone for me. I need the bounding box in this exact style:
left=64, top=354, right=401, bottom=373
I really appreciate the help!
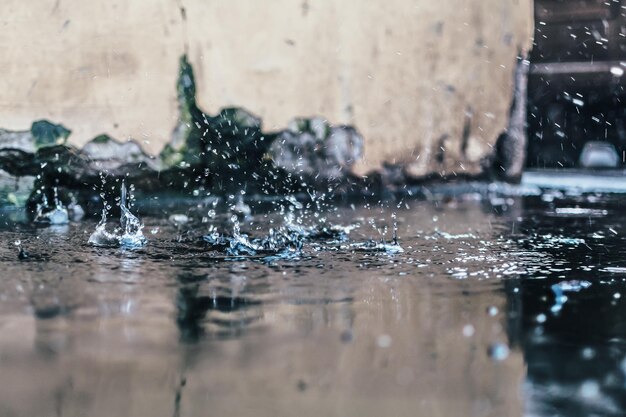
left=0, top=120, right=70, bottom=206
left=30, top=120, right=71, bottom=148
left=0, top=128, right=35, bottom=154
left=579, top=142, right=619, bottom=169
left=0, top=169, right=35, bottom=207
left=268, top=117, right=363, bottom=180
left=0, top=120, right=70, bottom=154
left=81, top=134, right=161, bottom=173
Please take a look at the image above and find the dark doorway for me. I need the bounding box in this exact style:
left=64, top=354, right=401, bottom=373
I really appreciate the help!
left=526, top=0, right=626, bottom=168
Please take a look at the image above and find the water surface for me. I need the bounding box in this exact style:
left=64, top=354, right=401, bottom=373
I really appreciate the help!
left=1, top=188, right=625, bottom=417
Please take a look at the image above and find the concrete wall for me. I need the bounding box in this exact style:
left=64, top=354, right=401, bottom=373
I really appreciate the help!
left=0, top=0, right=533, bottom=176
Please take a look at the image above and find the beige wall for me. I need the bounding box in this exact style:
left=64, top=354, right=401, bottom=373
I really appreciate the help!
left=0, top=0, right=533, bottom=176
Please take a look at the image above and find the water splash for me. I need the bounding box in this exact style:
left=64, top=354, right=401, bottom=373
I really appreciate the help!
left=345, top=239, right=404, bottom=254
left=88, top=181, right=147, bottom=249
left=88, top=209, right=120, bottom=247
left=202, top=215, right=303, bottom=260
left=344, top=212, right=403, bottom=254
left=119, top=181, right=147, bottom=247
left=201, top=213, right=402, bottom=261
left=33, top=187, right=69, bottom=225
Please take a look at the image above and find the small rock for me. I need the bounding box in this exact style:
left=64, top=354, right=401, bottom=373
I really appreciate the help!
left=81, top=134, right=161, bottom=173
left=579, top=141, right=619, bottom=168
left=0, top=120, right=69, bottom=154
left=0, top=169, right=35, bottom=207
left=30, top=120, right=71, bottom=148
left=269, top=117, right=363, bottom=180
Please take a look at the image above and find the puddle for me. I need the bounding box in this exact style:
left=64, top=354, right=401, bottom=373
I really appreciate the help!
left=1, top=189, right=626, bottom=416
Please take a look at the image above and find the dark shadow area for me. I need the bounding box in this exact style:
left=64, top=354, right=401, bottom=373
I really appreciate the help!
left=526, top=0, right=626, bottom=169
left=505, top=194, right=626, bottom=416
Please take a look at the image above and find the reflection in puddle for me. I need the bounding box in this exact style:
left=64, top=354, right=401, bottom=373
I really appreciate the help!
left=511, top=195, right=626, bottom=416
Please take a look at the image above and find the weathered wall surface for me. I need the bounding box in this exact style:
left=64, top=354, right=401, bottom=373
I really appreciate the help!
left=0, top=0, right=533, bottom=177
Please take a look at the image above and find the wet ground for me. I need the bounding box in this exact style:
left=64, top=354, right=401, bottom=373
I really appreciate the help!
left=1, top=179, right=626, bottom=417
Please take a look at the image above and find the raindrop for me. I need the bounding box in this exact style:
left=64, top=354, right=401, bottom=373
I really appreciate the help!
left=488, top=343, right=510, bottom=361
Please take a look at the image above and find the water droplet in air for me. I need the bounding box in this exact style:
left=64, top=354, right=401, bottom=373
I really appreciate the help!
left=488, top=343, right=510, bottom=361
left=487, top=306, right=499, bottom=316
left=377, top=334, right=392, bottom=348
left=462, top=324, right=475, bottom=337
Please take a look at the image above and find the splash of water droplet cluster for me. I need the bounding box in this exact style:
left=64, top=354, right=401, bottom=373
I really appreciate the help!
left=88, top=181, right=147, bottom=249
